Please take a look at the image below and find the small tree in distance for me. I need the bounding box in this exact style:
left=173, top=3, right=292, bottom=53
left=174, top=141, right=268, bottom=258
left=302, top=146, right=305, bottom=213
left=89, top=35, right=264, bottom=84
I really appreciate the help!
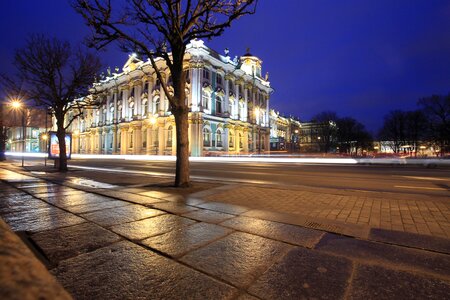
left=2, top=34, right=101, bottom=171
left=73, top=0, right=258, bottom=187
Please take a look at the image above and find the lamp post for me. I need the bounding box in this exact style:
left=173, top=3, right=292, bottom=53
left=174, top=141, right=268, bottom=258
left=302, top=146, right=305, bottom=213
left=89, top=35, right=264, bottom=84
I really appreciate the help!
left=10, top=100, right=25, bottom=167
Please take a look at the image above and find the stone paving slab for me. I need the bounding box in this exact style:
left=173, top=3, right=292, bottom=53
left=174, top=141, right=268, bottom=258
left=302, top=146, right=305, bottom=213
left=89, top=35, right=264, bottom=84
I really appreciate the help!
left=182, top=208, right=235, bottom=224
left=110, top=214, right=196, bottom=240
left=316, top=233, right=450, bottom=278
left=195, top=201, right=251, bottom=215
left=150, top=201, right=199, bottom=215
left=141, top=222, right=232, bottom=257
left=94, top=189, right=167, bottom=205
left=0, top=195, right=52, bottom=215
left=221, top=216, right=324, bottom=248
left=369, top=228, right=450, bottom=254
left=64, top=200, right=131, bottom=214
left=247, top=247, right=353, bottom=300
left=348, top=264, right=450, bottom=299
left=81, top=204, right=165, bottom=227
left=32, top=222, right=122, bottom=265
left=180, top=231, right=293, bottom=288
left=52, top=241, right=238, bottom=299
left=42, top=193, right=117, bottom=208
left=2, top=209, right=86, bottom=233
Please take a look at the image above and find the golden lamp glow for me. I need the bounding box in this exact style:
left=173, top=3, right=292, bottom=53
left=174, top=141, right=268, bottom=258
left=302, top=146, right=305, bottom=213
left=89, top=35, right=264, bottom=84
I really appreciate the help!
left=74, top=130, right=80, bottom=136
left=10, top=100, right=22, bottom=109
left=42, top=134, right=48, bottom=140
left=149, top=116, right=157, bottom=124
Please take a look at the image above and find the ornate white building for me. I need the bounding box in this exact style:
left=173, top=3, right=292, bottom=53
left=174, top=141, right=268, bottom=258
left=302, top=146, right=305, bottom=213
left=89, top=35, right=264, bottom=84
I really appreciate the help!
left=67, top=40, right=273, bottom=156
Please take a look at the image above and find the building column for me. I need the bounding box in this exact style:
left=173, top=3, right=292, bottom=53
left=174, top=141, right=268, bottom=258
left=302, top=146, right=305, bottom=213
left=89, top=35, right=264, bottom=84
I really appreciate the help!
left=133, top=123, right=142, bottom=154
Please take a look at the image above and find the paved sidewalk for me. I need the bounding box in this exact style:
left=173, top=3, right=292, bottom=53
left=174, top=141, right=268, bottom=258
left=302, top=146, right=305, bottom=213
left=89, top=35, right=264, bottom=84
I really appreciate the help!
left=1, top=165, right=450, bottom=299
left=204, top=185, right=450, bottom=238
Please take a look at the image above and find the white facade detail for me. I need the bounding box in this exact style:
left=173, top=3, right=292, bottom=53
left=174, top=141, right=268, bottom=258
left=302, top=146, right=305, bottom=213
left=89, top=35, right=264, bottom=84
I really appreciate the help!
left=67, top=40, right=273, bottom=157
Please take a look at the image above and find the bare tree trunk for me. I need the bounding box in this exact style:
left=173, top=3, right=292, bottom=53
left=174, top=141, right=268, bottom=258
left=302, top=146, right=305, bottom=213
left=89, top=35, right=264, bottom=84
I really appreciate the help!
left=56, top=113, right=68, bottom=171
left=0, top=104, right=6, bottom=161
left=174, top=108, right=190, bottom=187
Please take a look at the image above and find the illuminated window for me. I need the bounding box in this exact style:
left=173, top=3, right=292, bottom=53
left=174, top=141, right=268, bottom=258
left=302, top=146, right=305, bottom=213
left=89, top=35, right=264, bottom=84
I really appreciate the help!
left=202, top=90, right=210, bottom=110
left=229, top=131, right=234, bottom=148
left=167, top=126, right=173, bottom=147
left=216, top=96, right=222, bottom=114
left=203, top=127, right=211, bottom=147
left=216, top=130, right=222, bottom=147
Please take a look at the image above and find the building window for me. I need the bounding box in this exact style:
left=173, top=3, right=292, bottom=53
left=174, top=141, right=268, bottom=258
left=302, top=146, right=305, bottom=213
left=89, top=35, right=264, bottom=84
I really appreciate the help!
left=216, top=130, right=222, bottom=147
left=239, top=133, right=243, bottom=149
left=216, top=96, right=222, bottom=115
left=229, top=131, right=234, bottom=148
left=167, top=126, right=173, bottom=147
left=203, top=127, right=211, bottom=147
left=202, top=90, right=210, bottom=111
left=229, top=99, right=234, bottom=117
left=142, top=129, right=147, bottom=148
left=142, top=99, right=148, bottom=116
left=143, top=81, right=149, bottom=94
left=203, top=68, right=210, bottom=81
left=154, top=96, right=160, bottom=113
left=239, top=102, right=245, bottom=120
left=217, top=74, right=222, bottom=86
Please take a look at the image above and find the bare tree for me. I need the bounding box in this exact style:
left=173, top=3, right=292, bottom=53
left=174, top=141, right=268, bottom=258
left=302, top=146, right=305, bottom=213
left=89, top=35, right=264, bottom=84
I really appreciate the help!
left=312, top=111, right=338, bottom=153
left=73, top=0, right=257, bottom=187
left=335, top=117, right=372, bottom=155
left=378, top=110, right=406, bottom=153
left=418, top=95, right=450, bottom=156
left=2, top=34, right=101, bottom=170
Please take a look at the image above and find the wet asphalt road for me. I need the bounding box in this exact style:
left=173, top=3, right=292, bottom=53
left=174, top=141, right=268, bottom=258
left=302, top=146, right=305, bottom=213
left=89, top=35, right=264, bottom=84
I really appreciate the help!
left=13, top=156, right=450, bottom=198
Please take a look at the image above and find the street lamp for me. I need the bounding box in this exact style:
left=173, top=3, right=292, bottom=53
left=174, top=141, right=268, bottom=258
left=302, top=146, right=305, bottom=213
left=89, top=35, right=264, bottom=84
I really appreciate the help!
left=10, top=100, right=25, bottom=167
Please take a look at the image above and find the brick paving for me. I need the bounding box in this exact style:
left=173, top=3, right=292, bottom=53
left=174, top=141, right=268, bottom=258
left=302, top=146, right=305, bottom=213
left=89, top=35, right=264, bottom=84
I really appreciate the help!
left=205, top=186, right=450, bottom=238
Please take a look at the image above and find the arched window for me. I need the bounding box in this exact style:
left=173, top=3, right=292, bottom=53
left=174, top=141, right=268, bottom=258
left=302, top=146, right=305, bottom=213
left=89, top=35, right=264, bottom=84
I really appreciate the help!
left=216, top=96, right=222, bottom=115
left=229, top=99, right=234, bottom=117
left=154, top=96, right=160, bottom=113
left=142, top=98, right=148, bottom=116
left=118, top=104, right=123, bottom=121
left=129, top=99, right=135, bottom=117
left=248, top=132, right=253, bottom=151
left=202, top=90, right=210, bottom=111
left=203, top=127, right=211, bottom=147
left=229, top=131, right=234, bottom=148
left=239, top=102, right=244, bottom=120
left=216, top=129, right=222, bottom=147
left=216, top=74, right=223, bottom=86
left=167, top=126, right=173, bottom=147
left=109, top=103, right=115, bottom=121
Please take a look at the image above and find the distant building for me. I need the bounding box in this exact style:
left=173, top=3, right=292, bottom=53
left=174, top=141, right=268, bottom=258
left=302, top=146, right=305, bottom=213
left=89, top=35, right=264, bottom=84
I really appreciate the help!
left=5, top=108, right=50, bottom=153
left=66, top=40, right=273, bottom=156
left=269, top=111, right=301, bottom=152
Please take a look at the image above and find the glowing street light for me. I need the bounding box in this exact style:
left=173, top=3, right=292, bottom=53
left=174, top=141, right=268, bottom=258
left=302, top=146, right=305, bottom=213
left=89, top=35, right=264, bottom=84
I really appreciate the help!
left=9, top=99, right=26, bottom=167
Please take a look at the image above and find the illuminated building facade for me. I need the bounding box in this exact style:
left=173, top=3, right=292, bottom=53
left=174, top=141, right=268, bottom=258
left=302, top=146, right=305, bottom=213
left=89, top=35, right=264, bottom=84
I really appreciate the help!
left=67, top=40, right=273, bottom=157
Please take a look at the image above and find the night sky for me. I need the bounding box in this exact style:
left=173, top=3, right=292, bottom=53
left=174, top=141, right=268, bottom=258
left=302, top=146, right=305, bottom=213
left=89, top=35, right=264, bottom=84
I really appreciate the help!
left=2, top=0, right=450, bottom=133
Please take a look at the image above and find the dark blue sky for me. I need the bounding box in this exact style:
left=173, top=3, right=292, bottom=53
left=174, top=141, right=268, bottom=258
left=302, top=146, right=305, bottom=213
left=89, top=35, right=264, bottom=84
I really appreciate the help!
left=2, top=1, right=450, bottom=133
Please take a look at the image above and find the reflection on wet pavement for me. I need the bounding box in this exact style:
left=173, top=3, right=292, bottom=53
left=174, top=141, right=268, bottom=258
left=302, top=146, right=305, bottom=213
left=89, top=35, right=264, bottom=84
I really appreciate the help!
left=68, top=177, right=118, bottom=189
